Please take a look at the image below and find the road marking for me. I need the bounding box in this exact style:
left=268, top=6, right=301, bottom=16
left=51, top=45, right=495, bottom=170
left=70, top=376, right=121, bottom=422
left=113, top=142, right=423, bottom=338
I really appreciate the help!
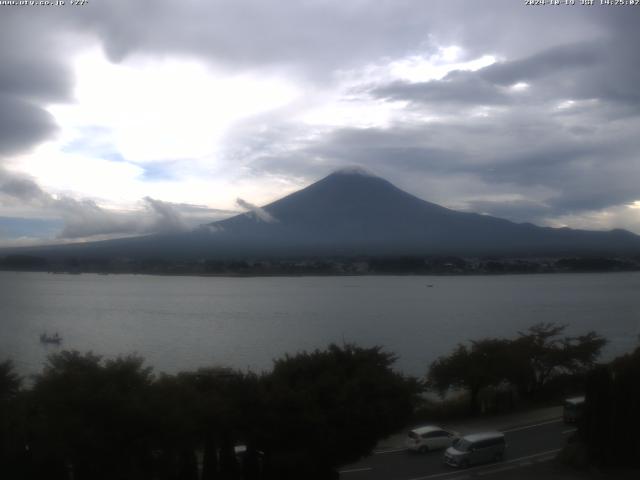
left=405, top=448, right=561, bottom=480
left=374, top=447, right=407, bottom=454
left=501, top=418, right=562, bottom=433
left=339, top=467, right=373, bottom=474
left=477, top=465, right=517, bottom=476
left=504, top=448, right=561, bottom=464
left=406, top=470, right=474, bottom=480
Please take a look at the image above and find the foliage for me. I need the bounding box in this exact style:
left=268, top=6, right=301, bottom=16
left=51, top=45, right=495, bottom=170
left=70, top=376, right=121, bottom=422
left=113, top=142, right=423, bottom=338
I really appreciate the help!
left=5, top=327, right=606, bottom=478
left=28, top=351, right=155, bottom=480
left=426, top=323, right=606, bottom=413
left=3, top=345, right=419, bottom=480
left=260, top=344, right=420, bottom=479
left=0, top=359, right=21, bottom=400
left=427, top=339, right=512, bottom=414
left=580, top=347, right=640, bottom=467
left=511, top=323, right=606, bottom=398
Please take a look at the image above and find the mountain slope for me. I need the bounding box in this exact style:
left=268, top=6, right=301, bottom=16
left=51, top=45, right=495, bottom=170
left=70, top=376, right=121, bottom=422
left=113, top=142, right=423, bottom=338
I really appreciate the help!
left=4, top=169, right=640, bottom=259
left=207, top=169, right=640, bottom=257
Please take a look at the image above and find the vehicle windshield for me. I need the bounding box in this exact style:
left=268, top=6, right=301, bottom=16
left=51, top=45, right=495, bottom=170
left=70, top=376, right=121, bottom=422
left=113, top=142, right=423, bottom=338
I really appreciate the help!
left=408, top=431, right=419, bottom=439
left=453, top=439, right=472, bottom=452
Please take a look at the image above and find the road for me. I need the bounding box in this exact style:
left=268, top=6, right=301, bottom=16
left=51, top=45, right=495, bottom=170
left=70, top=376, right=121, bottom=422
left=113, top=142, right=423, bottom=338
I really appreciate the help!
left=339, top=418, right=575, bottom=480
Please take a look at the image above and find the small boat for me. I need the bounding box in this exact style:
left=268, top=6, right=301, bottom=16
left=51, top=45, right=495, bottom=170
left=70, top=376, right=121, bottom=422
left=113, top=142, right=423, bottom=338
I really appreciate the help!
left=40, top=332, right=62, bottom=345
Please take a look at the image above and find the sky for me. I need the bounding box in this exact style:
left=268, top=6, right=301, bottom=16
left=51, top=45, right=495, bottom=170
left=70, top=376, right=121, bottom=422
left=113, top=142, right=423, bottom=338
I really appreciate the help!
left=0, top=0, right=639, bottom=246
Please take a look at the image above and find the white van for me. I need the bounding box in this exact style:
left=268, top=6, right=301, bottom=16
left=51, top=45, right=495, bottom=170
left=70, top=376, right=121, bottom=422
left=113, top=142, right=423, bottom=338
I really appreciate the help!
left=406, top=426, right=459, bottom=453
left=444, top=431, right=506, bottom=468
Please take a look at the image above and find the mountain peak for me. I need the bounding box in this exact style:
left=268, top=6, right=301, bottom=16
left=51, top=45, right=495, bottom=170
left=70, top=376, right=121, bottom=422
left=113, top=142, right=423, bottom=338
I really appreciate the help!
left=329, top=166, right=377, bottom=178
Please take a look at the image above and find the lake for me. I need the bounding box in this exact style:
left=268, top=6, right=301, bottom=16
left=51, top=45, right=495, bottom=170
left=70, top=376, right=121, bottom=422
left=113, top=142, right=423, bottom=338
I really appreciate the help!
left=1, top=271, right=639, bottom=377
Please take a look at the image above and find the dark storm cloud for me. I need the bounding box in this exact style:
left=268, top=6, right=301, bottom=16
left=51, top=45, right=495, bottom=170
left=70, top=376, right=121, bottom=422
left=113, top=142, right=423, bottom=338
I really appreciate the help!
left=480, top=43, right=599, bottom=86
left=374, top=72, right=510, bottom=106
left=0, top=168, right=49, bottom=204
left=70, top=0, right=438, bottom=73
left=0, top=11, right=71, bottom=100
left=62, top=0, right=605, bottom=78
left=308, top=128, right=469, bottom=175
left=0, top=10, right=72, bottom=157
left=243, top=123, right=470, bottom=182
left=0, top=51, right=70, bottom=102
left=372, top=37, right=637, bottom=112
left=0, top=96, right=57, bottom=156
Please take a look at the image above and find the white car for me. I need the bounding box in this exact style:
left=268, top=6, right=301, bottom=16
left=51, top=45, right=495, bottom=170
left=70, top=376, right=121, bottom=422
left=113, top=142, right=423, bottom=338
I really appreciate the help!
left=406, top=426, right=459, bottom=453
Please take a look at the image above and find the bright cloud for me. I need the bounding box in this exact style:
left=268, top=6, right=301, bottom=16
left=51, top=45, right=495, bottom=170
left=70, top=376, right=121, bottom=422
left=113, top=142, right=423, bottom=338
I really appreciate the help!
left=388, top=51, right=496, bottom=83
left=49, top=49, right=301, bottom=164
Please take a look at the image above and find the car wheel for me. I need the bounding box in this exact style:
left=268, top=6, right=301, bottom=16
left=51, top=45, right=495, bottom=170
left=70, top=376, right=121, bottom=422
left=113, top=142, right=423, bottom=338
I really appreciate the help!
left=460, top=460, right=470, bottom=469
left=418, top=445, right=429, bottom=453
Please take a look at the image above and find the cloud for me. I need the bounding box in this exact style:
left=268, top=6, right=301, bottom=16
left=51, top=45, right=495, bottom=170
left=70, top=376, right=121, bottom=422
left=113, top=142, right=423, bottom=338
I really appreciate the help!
left=55, top=195, right=236, bottom=240
left=0, top=168, right=233, bottom=242
left=245, top=79, right=640, bottom=226
left=2, top=1, right=640, bottom=241
left=479, top=42, right=599, bottom=87
left=236, top=198, right=277, bottom=223
left=373, top=73, right=510, bottom=107
left=141, top=197, right=187, bottom=234
left=0, top=11, right=72, bottom=157
left=55, top=197, right=140, bottom=239
left=0, top=95, right=58, bottom=156
left=0, top=168, right=50, bottom=204
left=68, top=0, right=442, bottom=76
left=371, top=38, right=636, bottom=113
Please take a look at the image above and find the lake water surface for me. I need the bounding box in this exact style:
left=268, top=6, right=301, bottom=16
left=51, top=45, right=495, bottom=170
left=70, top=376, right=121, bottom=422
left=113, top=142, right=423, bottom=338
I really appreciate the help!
left=1, top=271, right=639, bottom=377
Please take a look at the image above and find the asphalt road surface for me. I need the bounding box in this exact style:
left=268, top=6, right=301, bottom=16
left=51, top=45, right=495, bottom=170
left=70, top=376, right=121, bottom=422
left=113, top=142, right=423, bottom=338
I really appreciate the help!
left=339, top=419, right=575, bottom=480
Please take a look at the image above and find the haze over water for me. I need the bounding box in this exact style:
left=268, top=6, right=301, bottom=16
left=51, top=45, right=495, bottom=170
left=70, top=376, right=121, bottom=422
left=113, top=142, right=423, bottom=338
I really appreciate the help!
left=2, top=271, right=639, bottom=377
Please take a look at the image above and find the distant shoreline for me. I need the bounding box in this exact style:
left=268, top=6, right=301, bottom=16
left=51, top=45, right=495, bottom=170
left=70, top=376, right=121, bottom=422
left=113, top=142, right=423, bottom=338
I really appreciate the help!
left=2, top=253, right=639, bottom=278
left=1, top=267, right=639, bottom=279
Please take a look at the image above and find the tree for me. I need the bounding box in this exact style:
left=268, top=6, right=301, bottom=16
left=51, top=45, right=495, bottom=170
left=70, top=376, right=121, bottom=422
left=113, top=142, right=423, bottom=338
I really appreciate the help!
left=259, top=344, right=420, bottom=479
left=427, top=324, right=607, bottom=413
left=0, top=359, right=21, bottom=400
left=511, top=323, right=606, bottom=398
left=427, top=339, right=512, bottom=414
left=153, top=367, right=258, bottom=480
left=29, top=351, right=155, bottom=480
